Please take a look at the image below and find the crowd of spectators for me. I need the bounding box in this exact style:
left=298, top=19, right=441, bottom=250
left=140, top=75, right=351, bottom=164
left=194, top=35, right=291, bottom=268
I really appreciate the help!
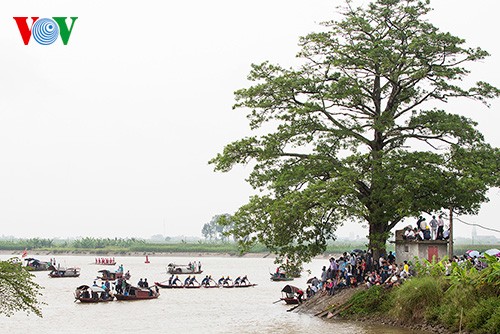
left=306, top=250, right=412, bottom=298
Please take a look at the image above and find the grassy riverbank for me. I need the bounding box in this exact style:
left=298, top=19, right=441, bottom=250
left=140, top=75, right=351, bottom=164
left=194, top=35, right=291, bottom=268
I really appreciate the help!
left=332, top=257, right=500, bottom=333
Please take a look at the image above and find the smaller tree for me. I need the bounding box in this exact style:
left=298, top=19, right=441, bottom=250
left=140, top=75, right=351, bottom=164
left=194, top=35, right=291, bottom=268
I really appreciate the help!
left=0, top=258, right=43, bottom=317
left=202, top=214, right=236, bottom=241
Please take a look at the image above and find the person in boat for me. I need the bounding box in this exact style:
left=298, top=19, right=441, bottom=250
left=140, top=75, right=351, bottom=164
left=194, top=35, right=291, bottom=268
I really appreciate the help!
left=234, top=276, right=242, bottom=286
left=172, top=275, right=181, bottom=286
left=168, top=274, right=175, bottom=286
left=138, top=278, right=144, bottom=288
left=115, top=278, right=123, bottom=294
left=143, top=278, right=149, bottom=288
left=124, top=270, right=131, bottom=280
left=92, top=281, right=98, bottom=287
left=101, top=282, right=108, bottom=299
left=240, top=275, right=250, bottom=285
left=201, top=275, right=210, bottom=286
left=117, top=264, right=124, bottom=273
left=188, top=276, right=198, bottom=286
left=223, top=276, right=233, bottom=286
left=184, top=275, right=191, bottom=286
left=217, top=276, right=225, bottom=286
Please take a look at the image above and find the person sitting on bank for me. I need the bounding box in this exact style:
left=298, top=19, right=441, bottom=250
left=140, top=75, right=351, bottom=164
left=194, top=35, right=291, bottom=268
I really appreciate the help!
left=296, top=289, right=304, bottom=303
left=184, top=275, right=191, bottom=286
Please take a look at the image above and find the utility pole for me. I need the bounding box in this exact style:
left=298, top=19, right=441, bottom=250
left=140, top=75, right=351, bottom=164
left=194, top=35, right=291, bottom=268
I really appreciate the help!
left=448, top=206, right=453, bottom=258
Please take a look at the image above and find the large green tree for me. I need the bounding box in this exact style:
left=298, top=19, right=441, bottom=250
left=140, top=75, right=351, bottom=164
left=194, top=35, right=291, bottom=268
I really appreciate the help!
left=0, top=258, right=43, bottom=317
left=210, top=0, right=499, bottom=261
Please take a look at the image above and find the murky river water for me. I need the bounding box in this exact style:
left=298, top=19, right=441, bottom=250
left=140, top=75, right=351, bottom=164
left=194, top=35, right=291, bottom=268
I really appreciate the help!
left=0, top=255, right=425, bottom=333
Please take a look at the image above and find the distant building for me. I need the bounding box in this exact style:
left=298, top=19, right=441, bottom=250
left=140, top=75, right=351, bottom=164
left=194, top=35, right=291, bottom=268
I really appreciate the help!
left=393, top=229, right=448, bottom=263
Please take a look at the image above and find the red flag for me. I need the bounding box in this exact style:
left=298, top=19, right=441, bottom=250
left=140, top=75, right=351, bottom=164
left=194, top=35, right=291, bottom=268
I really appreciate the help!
left=21, top=248, right=27, bottom=258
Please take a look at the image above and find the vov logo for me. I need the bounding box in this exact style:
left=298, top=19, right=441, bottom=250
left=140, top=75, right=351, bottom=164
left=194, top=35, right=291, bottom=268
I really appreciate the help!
left=13, top=17, right=78, bottom=45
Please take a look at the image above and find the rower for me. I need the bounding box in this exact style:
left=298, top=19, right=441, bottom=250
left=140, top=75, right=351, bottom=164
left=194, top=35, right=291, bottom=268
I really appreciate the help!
left=168, top=274, right=175, bottom=286
left=184, top=275, right=191, bottom=286
left=223, top=276, right=233, bottom=286
left=234, top=276, right=242, bottom=286
left=201, top=275, right=210, bottom=286
left=189, top=276, right=198, bottom=286
left=172, top=275, right=181, bottom=286
left=241, top=275, right=250, bottom=285
left=217, top=276, right=225, bottom=286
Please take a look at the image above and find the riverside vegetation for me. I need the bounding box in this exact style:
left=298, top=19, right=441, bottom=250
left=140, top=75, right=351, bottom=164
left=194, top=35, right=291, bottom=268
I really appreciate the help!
left=0, top=238, right=496, bottom=258
left=334, top=255, right=500, bottom=333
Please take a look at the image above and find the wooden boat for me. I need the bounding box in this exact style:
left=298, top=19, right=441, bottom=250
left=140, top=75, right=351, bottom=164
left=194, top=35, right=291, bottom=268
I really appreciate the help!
left=114, top=286, right=160, bottom=300
left=154, top=282, right=185, bottom=289
left=280, top=285, right=303, bottom=304
left=167, top=263, right=202, bottom=275
left=24, top=258, right=52, bottom=271
left=97, top=269, right=130, bottom=281
left=74, top=285, right=114, bottom=303
left=270, top=272, right=294, bottom=281
left=234, top=283, right=257, bottom=288
left=48, top=265, right=80, bottom=278
left=154, top=282, right=202, bottom=289
left=184, top=285, right=201, bottom=289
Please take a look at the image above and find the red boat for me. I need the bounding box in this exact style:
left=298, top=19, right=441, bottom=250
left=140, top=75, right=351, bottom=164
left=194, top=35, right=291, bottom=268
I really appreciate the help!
left=114, top=286, right=160, bottom=300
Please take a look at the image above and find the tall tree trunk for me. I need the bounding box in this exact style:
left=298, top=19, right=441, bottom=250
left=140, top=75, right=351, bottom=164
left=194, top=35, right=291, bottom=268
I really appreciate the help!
left=368, top=221, right=389, bottom=261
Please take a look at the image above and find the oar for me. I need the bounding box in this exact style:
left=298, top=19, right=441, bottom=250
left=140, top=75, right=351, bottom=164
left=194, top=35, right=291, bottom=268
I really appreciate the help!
left=272, top=299, right=282, bottom=304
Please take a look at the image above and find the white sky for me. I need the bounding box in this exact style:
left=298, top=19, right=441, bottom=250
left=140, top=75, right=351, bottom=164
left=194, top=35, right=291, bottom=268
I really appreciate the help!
left=0, top=0, right=498, bottom=240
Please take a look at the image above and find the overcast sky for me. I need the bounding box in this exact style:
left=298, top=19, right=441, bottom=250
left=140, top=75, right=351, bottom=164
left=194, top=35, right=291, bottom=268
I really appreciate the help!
left=0, top=0, right=498, bottom=240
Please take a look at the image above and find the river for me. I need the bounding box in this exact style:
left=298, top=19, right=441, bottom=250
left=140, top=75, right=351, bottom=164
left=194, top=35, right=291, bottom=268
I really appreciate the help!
left=0, top=255, right=426, bottom=333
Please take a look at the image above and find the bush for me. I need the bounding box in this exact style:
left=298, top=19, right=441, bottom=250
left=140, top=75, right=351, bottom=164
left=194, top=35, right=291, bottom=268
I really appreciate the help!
left=390, top=276, right=444, bottom=322
left=341, top=285, right=390, bottom=316
left=465, top=297, right=500, bottom=333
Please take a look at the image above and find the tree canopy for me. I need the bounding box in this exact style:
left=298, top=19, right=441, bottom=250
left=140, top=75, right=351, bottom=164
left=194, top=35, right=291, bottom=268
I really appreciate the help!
left=0, top=258, right=43, bottom=317
left=210, top=0, right=500, bottom=261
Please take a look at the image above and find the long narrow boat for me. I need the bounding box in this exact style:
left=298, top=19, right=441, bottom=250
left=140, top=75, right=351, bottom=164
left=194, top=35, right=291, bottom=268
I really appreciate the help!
left=114, top=286, right=160, bottom=300
left=154, top=282, right=185, bottom=289
left=234, top=284, right=257, bottom=288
